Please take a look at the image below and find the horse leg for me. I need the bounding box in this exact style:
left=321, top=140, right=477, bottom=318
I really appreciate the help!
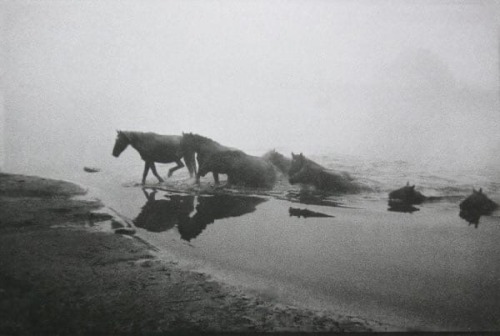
left=213, top=172, right=220, bottom=185
left=183, top=153, right=197, bottom=178
left=195, top=156, right=204, bottom=185
left=142, top=162, right=151, bottom=185
left=168, top=159, right=184, bottom=177
left=150, top=163, right=165, bottom=183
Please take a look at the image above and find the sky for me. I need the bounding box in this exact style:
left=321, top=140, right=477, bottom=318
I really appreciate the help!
left=1, top=0, right=499, bottom=171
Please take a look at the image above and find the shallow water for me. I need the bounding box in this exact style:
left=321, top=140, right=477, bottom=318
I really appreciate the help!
left=7, top=154, right=500, bottom=331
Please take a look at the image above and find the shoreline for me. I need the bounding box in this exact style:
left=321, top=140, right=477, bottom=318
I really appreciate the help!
left=0, top=172, right=398, bottom=333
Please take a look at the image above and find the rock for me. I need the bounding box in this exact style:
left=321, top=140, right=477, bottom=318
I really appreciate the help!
left=83, top=167, right=101, bottom=173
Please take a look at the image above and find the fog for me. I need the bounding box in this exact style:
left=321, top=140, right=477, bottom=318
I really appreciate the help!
left=2, top=0, right=499, bottom=172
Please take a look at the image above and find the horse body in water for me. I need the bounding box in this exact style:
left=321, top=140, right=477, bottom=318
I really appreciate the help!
left=198, top=150, right=277, bottom=188
left=288, top=152, right=365, bottom=193
left=459, top=188, right=498, bottom=225
left=179, top=132, right=236, bottom=184
left=389, top=182, right=426, bottom=204
left=112, top=131, right=196, bottom=184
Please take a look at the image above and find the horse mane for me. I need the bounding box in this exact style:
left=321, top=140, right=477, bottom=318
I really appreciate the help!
left=295, top=153, right=325, bottom=170
left=120, top=131, right=165, bottom=145
left=183, top=132, right=221, bottom=146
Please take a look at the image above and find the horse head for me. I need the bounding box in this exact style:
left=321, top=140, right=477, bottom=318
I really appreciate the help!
left=112, top=130, right=130, bottom=157
left=389, top=182, right=425, bottom=205
left=263, top=150, right=291, bottom=175
left=289, top=152, right=308, bottom=184
left=460, top=188, right=498, bottom=215
left=289, top=152, right=305, bottom=177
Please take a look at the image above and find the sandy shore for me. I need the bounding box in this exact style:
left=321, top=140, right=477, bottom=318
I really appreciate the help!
left=0, top=173, right=395, bottom=333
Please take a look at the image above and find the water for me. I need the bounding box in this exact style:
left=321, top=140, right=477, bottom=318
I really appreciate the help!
left=6, top=153, right=500, bottom=331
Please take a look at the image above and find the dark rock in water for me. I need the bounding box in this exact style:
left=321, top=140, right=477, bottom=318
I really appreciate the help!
left=388, top=182, right=426, bottom=205
left=459, top=188, right=498, bottom=226
left=114, top=227, right=136, bottom=235
left=83, top=167, right=101, bottom=173
left=289, top=207, right=333, bottom=218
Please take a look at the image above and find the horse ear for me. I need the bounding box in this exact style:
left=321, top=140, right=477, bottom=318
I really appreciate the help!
left=291, top=152, right=295, bottom=157
left=411, top=185, right=415, bottom=189
left=479, top=188, right=483, bottom=194
left=406, top=181, right=409, bottom=186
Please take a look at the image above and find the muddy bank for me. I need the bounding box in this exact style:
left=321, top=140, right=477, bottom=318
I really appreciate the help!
left=0, top=173, right=394, bottom=333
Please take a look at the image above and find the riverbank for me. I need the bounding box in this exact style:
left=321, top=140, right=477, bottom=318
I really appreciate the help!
left=0, top=173, right=394, bottom=333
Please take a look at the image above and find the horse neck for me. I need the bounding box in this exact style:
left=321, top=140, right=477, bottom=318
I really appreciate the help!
left=123, top=132, right=140, bottom=149
left=305, top=157, right=324, bottom=170
left=123, top=131, right=155, bottom=154
left=192, top=136, right=224, bottom=153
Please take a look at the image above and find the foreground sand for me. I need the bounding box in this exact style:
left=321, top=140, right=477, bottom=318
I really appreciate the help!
left=0, top=173, right=394, bottom=333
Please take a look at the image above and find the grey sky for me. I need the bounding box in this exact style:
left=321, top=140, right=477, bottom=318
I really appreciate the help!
left=2, top=0, right=499, bottom=170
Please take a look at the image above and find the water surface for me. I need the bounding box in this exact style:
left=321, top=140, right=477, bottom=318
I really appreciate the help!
left=8, top=154, right=500, bottom=331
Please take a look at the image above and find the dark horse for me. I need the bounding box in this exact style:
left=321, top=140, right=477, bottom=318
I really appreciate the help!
left=198, top=150, right=277, bottom=188
left=179, top=132, right=235, bottom=184
left=288, top=152, right=366, bottom=193
left=112, top=131, right=196, bottom=184
left=459, top=188, right=498, bottom=226
left=388, top=182, right=427, bottom=212
left=262, top=149, right=292, bottom=176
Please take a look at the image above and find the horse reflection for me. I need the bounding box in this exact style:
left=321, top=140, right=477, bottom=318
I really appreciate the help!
left=387, top=199, right=420, bottom=213
left=133, top=189, right=267, bottom=241
left=134, top=188, right=194, bottom=232
left=459, top=210, right=481, bottom=228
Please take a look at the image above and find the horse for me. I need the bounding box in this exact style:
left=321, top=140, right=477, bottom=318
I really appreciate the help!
left=179, top=132, right=236, bottom=184
left=262, top=149, right=292, bottom=176
left=459, top=188, right=498, bottom=226
left=112, top=130, right=196, bottom=184
left=388, top=182, right=427, bottom=205
left=288, top=152, right=366, bottom=193
left=198, top=150, right=277, bottom=188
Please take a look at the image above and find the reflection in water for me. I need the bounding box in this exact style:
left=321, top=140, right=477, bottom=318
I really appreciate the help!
left=459, top=210, right=481, bottom=228
left=289, top=207, right=333, bottom=218
left=387, top=199, right=420, bottom=213
left=134, top=189, right=194, bottom=232
left=285, top=189, right=342, bottom=207
left=134, top=188, right=267, bottom=241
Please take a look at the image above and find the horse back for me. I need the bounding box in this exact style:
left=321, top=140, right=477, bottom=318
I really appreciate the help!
left=131, top=133, right=183, bottom=163
left=319, top=170, right=363, bottom=193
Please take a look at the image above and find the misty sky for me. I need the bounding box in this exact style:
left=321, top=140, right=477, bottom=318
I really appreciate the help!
left=1, top=0, right=499, bottom=170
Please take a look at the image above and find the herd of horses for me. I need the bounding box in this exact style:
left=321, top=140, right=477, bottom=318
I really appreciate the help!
left=112, top=130, right=362, bottom=191
left=112, top=130, right=498, bottom=224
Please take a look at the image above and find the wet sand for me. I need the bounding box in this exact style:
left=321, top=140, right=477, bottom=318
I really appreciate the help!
left=0, top=173, right=394, bottom=333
